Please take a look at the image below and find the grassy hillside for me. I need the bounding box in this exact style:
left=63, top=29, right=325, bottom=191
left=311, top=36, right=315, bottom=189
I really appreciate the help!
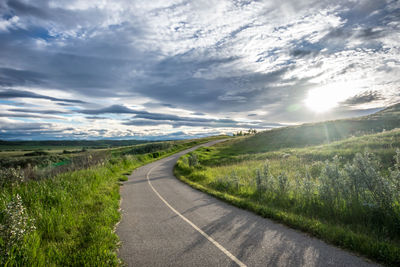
left=175, top=104, right=400, bottom=266
left=227, top=103, right=400, bottom=154
left=0, top=135, right=227, bottom=266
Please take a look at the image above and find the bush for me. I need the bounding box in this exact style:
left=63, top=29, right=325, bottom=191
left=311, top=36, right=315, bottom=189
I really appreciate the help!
left=345, top=152, right=394, bottom=216
left=255, top=162, right=274, bottom=194
left=188, top=153, right=199, bottom=167
left=23, top=151, right=49, bottom=157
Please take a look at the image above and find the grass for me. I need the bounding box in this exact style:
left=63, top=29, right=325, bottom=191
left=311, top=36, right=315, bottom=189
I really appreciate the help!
left=175, top=104, right=400, bottom=266
left=0, top=160, right=125, bottom=266
left=0, top=135, right=228, bottom=266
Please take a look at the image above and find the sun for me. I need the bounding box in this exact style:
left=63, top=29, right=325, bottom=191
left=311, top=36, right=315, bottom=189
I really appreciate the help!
left=304, top=88, right=340, bottom=113
left=304, top=82, right=360, bottom=113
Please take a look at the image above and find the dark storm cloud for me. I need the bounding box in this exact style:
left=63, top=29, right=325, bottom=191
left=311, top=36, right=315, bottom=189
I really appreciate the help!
left=134, top=65, right=292, bottom=113
left=80, top=104, right=242, bottom=124
left=0, top=68, right=46, bottom=87
left=122, top=120, right=166, bottom=126
left=7, top=0, right=49, bottom=19
left=57, top=102, right=76, bottom=106
left=0, top=113, right=60, bottom=119
left=123, top=118, right=285, bottom=129
left=80, top=105, right=146, bottom=115
left=134, top=113, right=237, bottom=123
left=0, top=89, right=86, bottom=103
left=322, top=0, right=400, bottom=45
left=323, top=25, right=387, bottom=44
left=85, top=116, right=108, bottom=120
left=342, top=91, right=384, bottom=105
left=9, top=108, right=69, bottom=114
left=80, top=104, right=266, bottom=128
left=290, top=49, right=319, bottom=58
left=356, top=28, right=385, bottom=40
left=143, top=102, right=177, bottom=109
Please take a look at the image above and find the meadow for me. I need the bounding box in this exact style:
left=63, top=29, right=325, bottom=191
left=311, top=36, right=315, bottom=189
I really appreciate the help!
left=175, top=104, right=400, bottom=266
left=0, top=136, right=227, bottom=266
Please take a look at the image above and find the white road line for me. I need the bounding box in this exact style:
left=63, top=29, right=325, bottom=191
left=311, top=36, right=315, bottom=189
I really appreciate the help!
left=146, top=163, right=247, bottom=267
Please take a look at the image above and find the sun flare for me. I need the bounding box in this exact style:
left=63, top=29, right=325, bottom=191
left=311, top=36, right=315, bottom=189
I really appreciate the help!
left=304, top=83, right=361, bottom=113
left=305, top=88, right=340, bottom=113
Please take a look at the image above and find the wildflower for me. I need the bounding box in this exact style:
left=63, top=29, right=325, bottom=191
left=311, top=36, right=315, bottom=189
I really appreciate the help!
left=0, top=194, right=35, bottom=259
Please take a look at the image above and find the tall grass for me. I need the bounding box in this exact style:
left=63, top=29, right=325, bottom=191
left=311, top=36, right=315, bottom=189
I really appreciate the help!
left=0, top=158, right=127, bottom=266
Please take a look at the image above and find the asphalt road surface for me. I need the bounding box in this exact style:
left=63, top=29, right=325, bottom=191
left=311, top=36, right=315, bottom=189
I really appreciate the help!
left=117, top=140, right=378, bottom=267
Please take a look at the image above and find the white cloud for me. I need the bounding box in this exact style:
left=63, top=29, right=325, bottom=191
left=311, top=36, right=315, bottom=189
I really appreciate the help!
left=0, top=16, right=22, bottom=32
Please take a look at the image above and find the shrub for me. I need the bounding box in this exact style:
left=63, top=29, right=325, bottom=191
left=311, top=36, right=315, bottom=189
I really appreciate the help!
left=318, top=156, right=346, bottom=213
left=301, top=170, right=315, bottom=204
left=277, top=171, right=289, bottom=195
left=188, top=153, right=199, bottom=167
left=255, top=162, right=274, bottom=194
left=345, top=152, right=394, bottom=215
left=211, top=176, right=230, bottom=191
left=390, top=149, right=400, bottom=199
left=230, top=170, right=240, bottom=191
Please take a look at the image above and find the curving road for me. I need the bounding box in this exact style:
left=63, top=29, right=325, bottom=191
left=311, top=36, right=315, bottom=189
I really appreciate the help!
left=117, top=140, right=378, bottom=267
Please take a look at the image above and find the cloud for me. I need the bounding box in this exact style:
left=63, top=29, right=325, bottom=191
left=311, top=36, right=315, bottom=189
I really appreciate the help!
left=79, top=104, right=273, bottom=128
left=7, top=0, right=49, bottom=19
left=8, top=108, right=69, bottom=114
left=290, top=49, right=318, bottom=58
left=0, top=113, right=63, bottom=119
left=0, top=89, right=86, bottom=103
left=0, top=68, right=46, bottom=87
left=342, top=90, right=384, bottom=105
left=0, top=0, right=399, bottom=139
left=123, top=117, right=285, bottom=129
left=80, top=105, right=142, bottom=115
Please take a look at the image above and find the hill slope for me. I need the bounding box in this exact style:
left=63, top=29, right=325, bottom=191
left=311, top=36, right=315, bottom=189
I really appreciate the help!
left=230, top=103, right=400, bottom=154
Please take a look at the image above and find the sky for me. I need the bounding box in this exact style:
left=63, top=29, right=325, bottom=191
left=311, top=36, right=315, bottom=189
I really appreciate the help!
left=0, top=0, right=399, bottom=140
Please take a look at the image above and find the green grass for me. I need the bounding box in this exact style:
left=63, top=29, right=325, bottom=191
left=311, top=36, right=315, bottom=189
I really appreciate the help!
left=0, top=135, right=228, bottom=266
left=0, top=160, right=126, bottom=266
left=175, top=104, right=400, bottom=266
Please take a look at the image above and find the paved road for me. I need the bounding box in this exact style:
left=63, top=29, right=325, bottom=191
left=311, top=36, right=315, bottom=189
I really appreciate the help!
left=117, top=140, right=378, bottom=267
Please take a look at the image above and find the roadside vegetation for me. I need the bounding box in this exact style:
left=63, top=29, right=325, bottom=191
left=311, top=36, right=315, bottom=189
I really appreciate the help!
left=175, top=103, right=400, bottom=266
left=0, top=136, right=227, bottom=266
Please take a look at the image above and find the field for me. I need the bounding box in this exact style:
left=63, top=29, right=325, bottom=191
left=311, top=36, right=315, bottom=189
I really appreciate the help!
left=0, top=140, right=152, bottom=158
left=0, top=136, right=228, bottom=266
left=175, top=103, right=400, bottom=266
